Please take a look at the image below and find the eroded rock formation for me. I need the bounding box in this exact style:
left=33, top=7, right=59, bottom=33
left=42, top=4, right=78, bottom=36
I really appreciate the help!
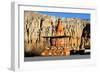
left=24, top=11, right=90, bottom=56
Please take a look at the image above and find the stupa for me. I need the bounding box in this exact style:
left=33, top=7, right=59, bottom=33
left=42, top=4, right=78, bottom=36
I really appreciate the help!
left=56, top=18, right=64, bottom=36
left=41, top=18, right=70, bottom=56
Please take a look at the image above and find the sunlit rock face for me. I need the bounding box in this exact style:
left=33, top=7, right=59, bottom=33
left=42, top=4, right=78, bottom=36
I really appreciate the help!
left=24, top=11, right=90, bottom=57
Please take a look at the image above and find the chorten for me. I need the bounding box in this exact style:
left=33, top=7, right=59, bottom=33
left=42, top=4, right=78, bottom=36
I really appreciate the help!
left=55, top=18, right=65, bottom=47
left=56, top=18, right=64, bottom=36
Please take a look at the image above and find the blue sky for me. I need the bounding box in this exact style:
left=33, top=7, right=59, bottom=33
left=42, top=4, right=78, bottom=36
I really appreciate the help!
left=37, top=11, right=90, bottom=20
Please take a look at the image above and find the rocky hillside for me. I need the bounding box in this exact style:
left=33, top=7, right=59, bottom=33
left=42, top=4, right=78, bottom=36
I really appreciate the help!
left=24, top=11, right=90, bottom=56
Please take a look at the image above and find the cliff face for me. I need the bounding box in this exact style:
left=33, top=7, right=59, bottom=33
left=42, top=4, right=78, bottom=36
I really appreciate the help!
left=24, top=11, right=90, bottom=56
